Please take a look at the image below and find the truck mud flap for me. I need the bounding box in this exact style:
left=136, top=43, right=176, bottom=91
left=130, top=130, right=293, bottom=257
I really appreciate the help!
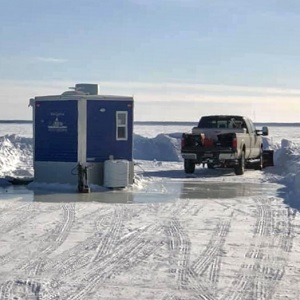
left=263, top=150, right=274, bottom=167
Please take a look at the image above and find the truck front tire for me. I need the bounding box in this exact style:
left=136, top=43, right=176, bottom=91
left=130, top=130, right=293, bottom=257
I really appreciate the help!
left=234, top=151, right=245, bottom=175
left=254, top=149, right=263, bottom=170
left=184, top=159, right=195, bottom=174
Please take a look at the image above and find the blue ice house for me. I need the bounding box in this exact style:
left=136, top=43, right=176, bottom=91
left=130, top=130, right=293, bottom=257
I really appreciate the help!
left=29, top=83, right=134, bottom=192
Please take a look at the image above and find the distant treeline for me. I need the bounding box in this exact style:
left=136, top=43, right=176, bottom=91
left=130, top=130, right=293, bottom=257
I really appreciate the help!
left=134, top=121, right=197, bottom=126
left=0, top=120, right=300, bottom=127
left=255, top=123, right=300, bottom=127
left=134, top=121, right=300, bottom=127
left=0, top=120, right=32, bottom=124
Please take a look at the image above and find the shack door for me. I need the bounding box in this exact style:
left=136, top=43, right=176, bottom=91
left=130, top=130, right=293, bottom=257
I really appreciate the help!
left=86, top=100, right=133, bottom=162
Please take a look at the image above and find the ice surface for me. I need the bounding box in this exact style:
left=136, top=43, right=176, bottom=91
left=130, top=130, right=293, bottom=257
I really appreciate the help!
left=0, top=123, right=300, bottom=299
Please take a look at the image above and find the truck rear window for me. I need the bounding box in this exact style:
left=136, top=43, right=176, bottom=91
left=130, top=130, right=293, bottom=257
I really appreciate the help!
left=198, top=117, right=245, bottom=129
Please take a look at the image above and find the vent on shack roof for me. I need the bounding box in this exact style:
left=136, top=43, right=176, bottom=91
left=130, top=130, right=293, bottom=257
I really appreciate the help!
left=61, top=83, right=99, bottom=96
left=75, top=83, right=99, bottom=95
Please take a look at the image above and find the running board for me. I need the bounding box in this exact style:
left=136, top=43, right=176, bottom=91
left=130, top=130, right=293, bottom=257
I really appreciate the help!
left=247, top=158, right=260, bottom=164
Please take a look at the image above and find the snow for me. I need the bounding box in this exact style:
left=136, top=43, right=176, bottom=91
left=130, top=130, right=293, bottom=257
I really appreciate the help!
left=0, top=123, right=300, bottom=299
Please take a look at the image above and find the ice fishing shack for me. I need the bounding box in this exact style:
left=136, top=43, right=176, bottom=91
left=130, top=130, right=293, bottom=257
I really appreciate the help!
left=29, top=83, right=134, bottom=192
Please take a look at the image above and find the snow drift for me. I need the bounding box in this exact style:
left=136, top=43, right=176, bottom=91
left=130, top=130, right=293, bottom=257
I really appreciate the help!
left=0, top=134, right=33, bottom=178
left=0, top=133, right=300, bottom=206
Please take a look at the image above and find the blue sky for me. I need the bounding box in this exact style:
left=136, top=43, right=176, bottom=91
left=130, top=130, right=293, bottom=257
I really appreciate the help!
left=1, top=0, right=300, bottom=121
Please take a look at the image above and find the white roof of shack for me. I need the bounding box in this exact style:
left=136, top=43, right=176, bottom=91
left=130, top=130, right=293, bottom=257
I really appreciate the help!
left=33, top=94, right=133, bottom=101
left=29, top=94, right=134, bottom=106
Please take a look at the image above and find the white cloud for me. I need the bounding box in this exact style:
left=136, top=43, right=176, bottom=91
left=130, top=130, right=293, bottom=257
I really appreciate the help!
left=101, top=81, right=300, bottom=96
left=34, top=57, right=67, bottom=63
left=128, top=0, right=197, bottom=5
left=0, top=56, right=67, bottom=65
left=0, top=79, right=299, bottom=122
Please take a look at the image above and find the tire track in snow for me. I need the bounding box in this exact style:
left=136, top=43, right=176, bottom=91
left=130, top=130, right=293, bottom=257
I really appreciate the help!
left=250, top=197, right=294, bottom=300
left=0, top=203, right=38, bottom=236
left=44, top=206, right=140, bottom=280
left=163, top=217, right=219, bottom=300
left=3, top=205, right=100, bottom=264
left=0, top=278, right=60, bottom=300
left=214, top=200, right=252, bottom=217
left=45, top=207, right=128, bottom=277
left=0, top=202, right=33, bottom=218
left=164, top=218, right=191, bottom=290
left=161, top=199, right=191, bottom=219
left=186, top=218, right=231, bottom=300
left=0, top=280, right=41, bottom=300
left=64, top=224, right=163, bottom=300
left=191, top=218, right=231, bottom=278
left=0, top=204, right=65, bottom=268
left=160, top=197, right=219, bottom=300
left=91, top=206, right=126, bottom=262
left=162, top=296, right=182, bottom=300
left=0, top=203, right=75, bottom=299
left=185, top=269, right=218, bottom=300
left=45, top=213, right=113, bottom=277
left=208, top=256, right=221, bottom=286
left=0, top=281, right=14, bottom=300
left=23, top=203, right=75, bottom=276
left=221, top=196, right=294, bottom=300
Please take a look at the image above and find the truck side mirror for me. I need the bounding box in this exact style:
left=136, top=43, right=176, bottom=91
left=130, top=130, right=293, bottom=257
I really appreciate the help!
left=262, top=126, right=269, bottom=136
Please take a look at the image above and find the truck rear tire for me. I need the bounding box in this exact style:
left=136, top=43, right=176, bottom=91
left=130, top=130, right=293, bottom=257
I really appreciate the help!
left=184, top=159, right=195, bottom=174
left=234, top=151, right=245, bottom=175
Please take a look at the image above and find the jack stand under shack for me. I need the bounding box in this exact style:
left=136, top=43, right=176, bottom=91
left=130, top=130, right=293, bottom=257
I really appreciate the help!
left=77, top=163, right=90, bottom=193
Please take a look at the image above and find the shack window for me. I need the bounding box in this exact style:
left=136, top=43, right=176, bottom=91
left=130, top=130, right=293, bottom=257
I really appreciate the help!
left=116, top=111, right=128, bottom=140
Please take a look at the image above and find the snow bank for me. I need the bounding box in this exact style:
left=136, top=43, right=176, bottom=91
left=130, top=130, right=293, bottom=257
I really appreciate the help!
left=133, top=133, right=182, bottom=161
left=0, top=134, right=33, bottom=178
left=0, top=133, right=300, bottom=207
left=0, top=133, right=183, bottom=178
left=265, top=138, right=300, bottom=208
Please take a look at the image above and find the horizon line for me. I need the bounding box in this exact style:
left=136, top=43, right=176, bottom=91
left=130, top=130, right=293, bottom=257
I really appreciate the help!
left=0, top=120, right=300, bottom=126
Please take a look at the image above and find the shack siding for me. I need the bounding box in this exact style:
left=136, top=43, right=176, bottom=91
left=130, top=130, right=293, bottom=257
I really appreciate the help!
left=86, top=100, right=133, bottom=162
left=34, top=100, right=78, bottom=162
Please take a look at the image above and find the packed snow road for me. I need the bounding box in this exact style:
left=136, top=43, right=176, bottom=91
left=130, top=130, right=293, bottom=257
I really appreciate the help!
left=0, top=163, right=300, bottom=300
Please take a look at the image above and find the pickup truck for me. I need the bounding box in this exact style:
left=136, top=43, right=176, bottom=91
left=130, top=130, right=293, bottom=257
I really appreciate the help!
left=181, top=115, right=273, bottom=175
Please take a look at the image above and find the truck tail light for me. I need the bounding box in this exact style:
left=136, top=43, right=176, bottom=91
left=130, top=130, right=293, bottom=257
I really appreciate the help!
left=203, top=138, right=214, bottom=147
left=232, top=137, right=237, bottom=150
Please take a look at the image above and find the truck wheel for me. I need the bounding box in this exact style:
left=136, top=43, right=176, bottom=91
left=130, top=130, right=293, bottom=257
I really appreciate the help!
left=184, top=159, right=195, bottom=174
left=254, top=149, right=263, bottom=170
left=207, top=163, right=214, bottom=169
left=234, top=151, right=245, bottom=175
